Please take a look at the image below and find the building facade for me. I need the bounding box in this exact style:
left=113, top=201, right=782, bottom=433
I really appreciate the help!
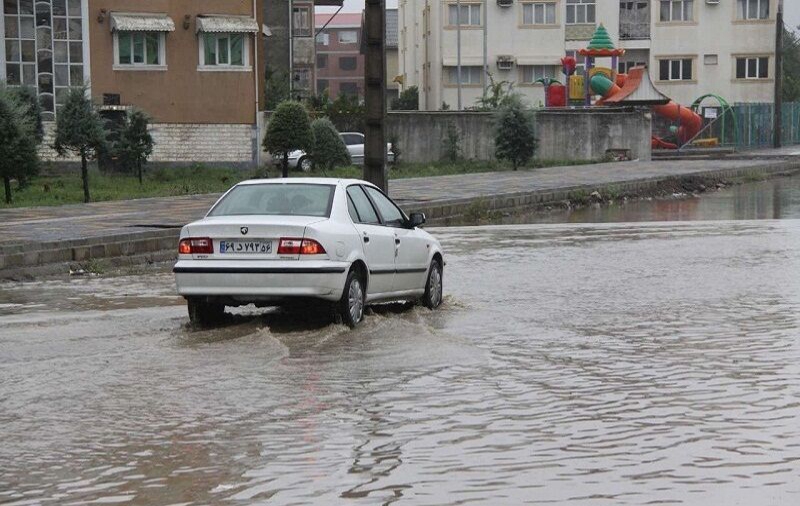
left=315, top=11, right=363, bottom=99
left=399, top=0, right=779, bottom=110
left=2, top=0, right=264, bottom=164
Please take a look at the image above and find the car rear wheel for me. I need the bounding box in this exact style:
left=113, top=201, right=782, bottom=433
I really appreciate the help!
left=422, top=260, right=443, bottom=309
left=338, top=269, right=365, bottom=328
left=298, top=156, right=313, bottom=172
left=187, top=298, right=225, bottom=326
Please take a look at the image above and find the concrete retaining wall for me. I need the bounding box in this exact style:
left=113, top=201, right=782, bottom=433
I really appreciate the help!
left=387, top=108, right=652, bottom=164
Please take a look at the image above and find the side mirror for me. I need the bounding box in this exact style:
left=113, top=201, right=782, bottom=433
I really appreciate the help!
left=408, top=212, right=426, bottom=228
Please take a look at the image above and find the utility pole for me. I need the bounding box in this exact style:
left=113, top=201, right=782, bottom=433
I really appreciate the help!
left=457, top=0, right=462, bottom=110
left=774, top=0, right=784, bottom=149
left=483, top=0, right=488, bottom=98
left=364, top=0, right=388, bottom=191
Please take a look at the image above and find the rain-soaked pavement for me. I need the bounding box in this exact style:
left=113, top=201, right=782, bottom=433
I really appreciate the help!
left=2, top=178, right=800, bottom=505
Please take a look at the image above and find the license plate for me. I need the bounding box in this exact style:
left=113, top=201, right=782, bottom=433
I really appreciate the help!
left=219, top=240, right=273, bottom=254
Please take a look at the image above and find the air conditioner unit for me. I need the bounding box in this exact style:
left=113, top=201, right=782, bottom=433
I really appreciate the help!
left=497, top=56, right=515, bottom=71
left=497, top=0, right=513, bottom=7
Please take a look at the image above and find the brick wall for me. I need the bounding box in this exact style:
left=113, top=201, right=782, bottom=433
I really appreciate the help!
left=38, top=122, right=255, bottom=165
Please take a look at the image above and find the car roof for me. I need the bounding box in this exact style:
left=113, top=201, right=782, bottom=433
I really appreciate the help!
left=236, top=177, right=377, bottom=188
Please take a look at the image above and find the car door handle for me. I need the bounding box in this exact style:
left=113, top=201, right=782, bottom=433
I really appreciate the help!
left=395, top=238, right=401, bottom=245
left=363, top=235, right=370, bottom=243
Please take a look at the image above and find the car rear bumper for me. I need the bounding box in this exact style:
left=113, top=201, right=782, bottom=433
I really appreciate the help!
left=174, top=260, right=350, bottom=302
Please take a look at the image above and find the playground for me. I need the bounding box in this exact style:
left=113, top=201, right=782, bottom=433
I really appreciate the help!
left=536, top=24, right=788, bottom=153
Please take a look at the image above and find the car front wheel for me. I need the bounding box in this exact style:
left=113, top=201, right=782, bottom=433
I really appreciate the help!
left=187, top=297, right=225, bottom=326
left=422, top=260, right=443, bottom=309
left=338, top=269, right=365, bottom=327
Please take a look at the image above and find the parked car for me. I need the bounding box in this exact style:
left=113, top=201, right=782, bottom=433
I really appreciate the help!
left=287, top=132, right=395, bottom=171
left=174, top=178, right=444, bottom=327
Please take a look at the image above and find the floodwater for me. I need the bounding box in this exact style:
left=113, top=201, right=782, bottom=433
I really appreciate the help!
left=2, top=178, right=800, bottom=505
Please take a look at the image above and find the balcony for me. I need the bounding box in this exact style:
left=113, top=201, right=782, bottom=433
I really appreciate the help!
left=619, top=1, right=650, bottom=40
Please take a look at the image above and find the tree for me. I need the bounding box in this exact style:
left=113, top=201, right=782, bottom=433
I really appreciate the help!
left=117, top=109, right=154, bottom=184
left=783, top=25, right=800, bottom=102
left=0, top=87, right=39, bottom=204
left=391, top=86, right=419, bottom=111
left=474, top=73, right=516, bottom=111
left=494, top=95, right=537, bottom=170
left=7, top=85, right=43, bottom=190
left=310, top=118, right=351, bottom=172
left=264, top=67, right=290, bottom=111
left=53, top=87, right=107, bottom=203
left=263, top=100, right=313, bottom=178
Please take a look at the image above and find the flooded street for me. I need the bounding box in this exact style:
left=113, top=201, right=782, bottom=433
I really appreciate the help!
left=2, top=179, right=800, bottom=505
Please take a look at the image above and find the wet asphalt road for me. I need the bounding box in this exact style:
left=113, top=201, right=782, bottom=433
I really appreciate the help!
left=2, top=181, right=800, bottom=505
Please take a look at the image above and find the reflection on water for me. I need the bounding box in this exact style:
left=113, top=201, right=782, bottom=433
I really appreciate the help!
left=506, top=175, right=800, bottom=224
left=2, top=192, right=800, bottom=504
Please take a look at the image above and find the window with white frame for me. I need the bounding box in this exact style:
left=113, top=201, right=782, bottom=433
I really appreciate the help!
left=737, top=0, right=769, bottom=20
left=736, top=56, right=769, bottom=79
left=446, top=66, right=483, bottom=85
left=316, top=32, right=330, bottom=45
left=522, top=2, right=556, bottom=25
left=565, top=50, right=586, bottom=76
left=658, top=58, right=693, bottom=81
left=200, top=33, right=248, bottom=68
left=566, top=0, right=595, bottom=24
left=617, top=60, right=647, bottom=74
left=521, top=65, right=557, bottom=83
left=447, top=3, right=482, bottom=26
left=659, top=0, right=693, bottom=22
left=338, top=30, right=358, bottom=44
left=292, top=6, right=311, bottom=36
left=116, top=32, right=165, bottom=67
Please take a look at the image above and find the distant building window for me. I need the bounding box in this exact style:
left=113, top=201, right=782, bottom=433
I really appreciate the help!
left=316, top=32, right=330, bottom=45
left=317, top=54, right=328, bottom=68
left=116, top=32, right=164, bottom=67
left=340, top=82, right=359, bottom=97
left=201, top=33, right=247, bottom=67
left=317, top=79, right=329, bottom=95
left=292, top=6, right=311, bottom=36
left=566, top=0, right=595, bottom=24
left=659, top=0, right=693, bottom=22
left=658, top=58, right=693, bottom=81
left=736, top=56, right=769, bottom=79
left=338, top=30, right=358, bottom=44
left=294, top=67, right=311, bottom=90
left=445, top=66, right=483, bottom=85
left=522, top=2, right=556, bottom=25
left=339, top=56, right=357, bottom=71
left=617, top=60, right=647, bottom=74
left=737, top=0, right=769, bottom=20
left=447, top=3, right=482, bottom=26
left=520, top=65, right=557, bottom=83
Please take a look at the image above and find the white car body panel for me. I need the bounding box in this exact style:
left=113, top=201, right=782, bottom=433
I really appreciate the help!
left=287, top=132, right=394, bottom=168
left=174, top=178, right=443, bottom=307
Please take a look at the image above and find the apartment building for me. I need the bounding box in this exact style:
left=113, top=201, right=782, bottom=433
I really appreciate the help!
left=399, top=0, right=779, bottom=110
left=1, top=0, right=266, bottom=164
left=315, top=12, right=363, bottom=99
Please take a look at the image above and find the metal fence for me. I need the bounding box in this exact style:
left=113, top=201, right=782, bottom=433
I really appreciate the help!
left=729, top=102, right=800, bottom=149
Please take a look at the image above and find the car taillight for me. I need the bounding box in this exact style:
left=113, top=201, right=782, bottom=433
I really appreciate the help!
left=178, top=237, right=213, bottom=254
left=277, top=238, right=326, bottom=255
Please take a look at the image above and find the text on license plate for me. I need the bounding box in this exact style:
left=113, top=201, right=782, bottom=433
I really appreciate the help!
left=219, top=240, right=272, bottom=254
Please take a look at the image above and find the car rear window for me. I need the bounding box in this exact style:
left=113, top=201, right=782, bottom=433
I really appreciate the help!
left=208, top=184, right=335, bottom=217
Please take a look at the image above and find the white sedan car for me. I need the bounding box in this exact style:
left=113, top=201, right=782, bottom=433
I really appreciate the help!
left=287, top=132, right=394, bottom=171
left=174, top=178, right=444, bottom=327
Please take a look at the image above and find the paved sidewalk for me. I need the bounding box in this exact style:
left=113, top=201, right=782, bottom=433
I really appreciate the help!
left=2, top=157, right=799, bottom=250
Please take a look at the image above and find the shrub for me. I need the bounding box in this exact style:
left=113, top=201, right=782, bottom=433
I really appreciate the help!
left=311, top=118, right=350, bottom=172
left=442, top=121, right=461, bottom=163
left=391, top=86, right=419, bottom=111
left=494, top=95, right=537, bottom=170
left=53, top=87, right=108, bottom=202
left=263, top=100, right=314, bottom=177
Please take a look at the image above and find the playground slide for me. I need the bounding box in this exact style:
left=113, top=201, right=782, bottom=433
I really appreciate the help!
left=589, top=74, right=703, bottom=149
